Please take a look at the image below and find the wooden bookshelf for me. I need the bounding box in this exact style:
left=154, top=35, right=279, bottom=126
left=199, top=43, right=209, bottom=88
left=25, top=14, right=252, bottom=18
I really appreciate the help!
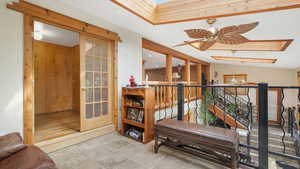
left=121, top=87, right=155, bottom=143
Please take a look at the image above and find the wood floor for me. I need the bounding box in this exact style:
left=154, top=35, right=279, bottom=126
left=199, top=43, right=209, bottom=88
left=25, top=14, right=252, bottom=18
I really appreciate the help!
left=35, top=111, right=80, bottom=142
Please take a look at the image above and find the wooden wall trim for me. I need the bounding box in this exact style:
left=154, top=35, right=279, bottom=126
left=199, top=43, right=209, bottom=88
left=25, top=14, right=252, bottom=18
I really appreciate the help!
left=142, top=38, right=209, bottom=65
left=113, top=41, right=119, bottom=130
left=23, top=15, right=35, bottom=144
left=7, top=1, right=121, bottom=42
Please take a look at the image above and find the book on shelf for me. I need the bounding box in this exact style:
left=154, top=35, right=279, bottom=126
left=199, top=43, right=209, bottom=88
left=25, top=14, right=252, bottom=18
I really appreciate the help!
left=127, top=108, right=144, bottom=123
left=125, top=127, right=143, bottom=141
left=125, top=95, right=144, bottom=107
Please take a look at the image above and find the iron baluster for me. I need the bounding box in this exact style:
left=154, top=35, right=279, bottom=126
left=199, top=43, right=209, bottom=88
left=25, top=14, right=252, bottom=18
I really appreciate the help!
left=171, top=86, right=174, bottom=119
left=298, top=88, right=300, bottom=102
left=234, top=87, right=238, bottom=130
left=158, top=86, right=161, bottom=120
left=187, top=87, right=191, bottom=121
left=164, top=87, right=167, bottom=119
left=212, top=87, right=217, bottom=126
left=177, top=83, right=184, bottom=121
left=246, top=87, right=252, bottom=163
left=195, top=87, right=199, bottom=124
left=203, top=87, right=207, bottom=125
left=223, top=87, right=227, bottom=128
left=280, top=88, right=286, bottom=154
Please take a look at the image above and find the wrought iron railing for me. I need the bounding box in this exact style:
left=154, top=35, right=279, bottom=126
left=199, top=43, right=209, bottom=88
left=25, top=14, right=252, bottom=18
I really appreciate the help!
left=213, top=87, right=254, bottom=128
left=287, top=106, right=300, bottom=167
left=150, top=83, right=300, bottom=169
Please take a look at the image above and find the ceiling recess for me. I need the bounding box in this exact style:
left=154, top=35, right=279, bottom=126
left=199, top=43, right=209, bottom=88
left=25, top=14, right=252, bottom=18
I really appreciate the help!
left=188, top=40, right=293, bottom=51
left=111, top=0, right=300, bottom=25
left=211, top=56, right=277, bottom=64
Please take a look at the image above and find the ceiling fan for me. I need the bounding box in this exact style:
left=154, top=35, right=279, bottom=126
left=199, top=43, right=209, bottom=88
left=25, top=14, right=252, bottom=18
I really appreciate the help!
left=174, top=19, right=259, bottom=51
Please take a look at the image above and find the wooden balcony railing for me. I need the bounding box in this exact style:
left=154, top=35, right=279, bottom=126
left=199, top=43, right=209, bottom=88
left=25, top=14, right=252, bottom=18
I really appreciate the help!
left=142, top=81, right=202, bottom=110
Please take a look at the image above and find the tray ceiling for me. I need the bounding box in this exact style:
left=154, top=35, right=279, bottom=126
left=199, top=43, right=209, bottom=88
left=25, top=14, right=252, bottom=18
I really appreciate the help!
left=111, top=0, right=300, bottom=25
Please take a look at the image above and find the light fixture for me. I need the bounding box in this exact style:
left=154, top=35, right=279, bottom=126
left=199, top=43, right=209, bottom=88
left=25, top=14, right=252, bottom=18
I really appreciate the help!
left=33, top=21, right=44, bottom=40
left=33, top=31, right=43, bottom=40
left=211, top=56, right=277, bottom=64
left=207, top=18, right=218, bottom=35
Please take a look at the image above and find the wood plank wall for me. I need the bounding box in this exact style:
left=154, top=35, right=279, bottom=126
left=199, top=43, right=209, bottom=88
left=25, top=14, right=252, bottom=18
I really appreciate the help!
left=34, top=41, right=80, bottom=114
left=72, top=45, right=80, bottom=112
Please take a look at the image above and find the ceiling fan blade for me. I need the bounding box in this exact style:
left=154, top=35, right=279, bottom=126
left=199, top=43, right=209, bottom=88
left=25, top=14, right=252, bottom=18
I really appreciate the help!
left=217, top=34, right=249, bottom=45
left=173, top=40, right=200, bottom=47
left=184, top=29, right=213, bottom=39
left=219, top=22, right=259, bottom=35
left=199, top=41, right=216, bottom=51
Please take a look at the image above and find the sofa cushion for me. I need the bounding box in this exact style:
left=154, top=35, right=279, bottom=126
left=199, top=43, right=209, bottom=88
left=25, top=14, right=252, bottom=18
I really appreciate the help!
left=0, top=133, right=26, bottom=160
left=0, top=146, right=57, bottom=169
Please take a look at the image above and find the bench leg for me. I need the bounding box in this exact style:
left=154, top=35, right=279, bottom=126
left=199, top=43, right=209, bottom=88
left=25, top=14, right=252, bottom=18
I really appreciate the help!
left=154, top=135, right=159, bottom=153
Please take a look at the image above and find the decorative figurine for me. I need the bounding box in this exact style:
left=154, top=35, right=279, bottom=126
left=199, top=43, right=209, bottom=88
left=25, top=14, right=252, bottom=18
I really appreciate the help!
left=145, top=74, right=149, bottom=88
left=129, top=75, right=137, bottom=87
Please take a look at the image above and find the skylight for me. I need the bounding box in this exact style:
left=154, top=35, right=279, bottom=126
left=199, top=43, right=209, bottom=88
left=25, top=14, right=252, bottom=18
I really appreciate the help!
left=154, top=0, right=169, bottom=4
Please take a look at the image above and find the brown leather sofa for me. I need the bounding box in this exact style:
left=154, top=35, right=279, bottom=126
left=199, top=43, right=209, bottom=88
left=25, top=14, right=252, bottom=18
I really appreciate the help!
left=0, top=133, right=57, bottom=169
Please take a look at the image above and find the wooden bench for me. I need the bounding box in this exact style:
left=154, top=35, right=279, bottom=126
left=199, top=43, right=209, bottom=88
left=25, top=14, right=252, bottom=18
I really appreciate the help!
left=154, top=119, right=239, bottom=169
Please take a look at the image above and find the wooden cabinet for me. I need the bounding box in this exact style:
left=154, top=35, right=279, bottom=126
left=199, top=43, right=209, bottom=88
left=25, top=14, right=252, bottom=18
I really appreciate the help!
left=121, top=87, right=155, bottom=143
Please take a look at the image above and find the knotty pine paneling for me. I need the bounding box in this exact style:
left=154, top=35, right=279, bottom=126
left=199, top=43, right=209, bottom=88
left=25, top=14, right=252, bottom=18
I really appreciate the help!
left=34, top=41, right=80, bottom=114
left=72, top=45, right=80, bottom=112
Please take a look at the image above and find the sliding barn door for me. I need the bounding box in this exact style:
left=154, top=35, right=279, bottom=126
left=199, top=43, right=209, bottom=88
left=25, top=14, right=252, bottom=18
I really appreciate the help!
left=80, top=34, right=112, bottom=131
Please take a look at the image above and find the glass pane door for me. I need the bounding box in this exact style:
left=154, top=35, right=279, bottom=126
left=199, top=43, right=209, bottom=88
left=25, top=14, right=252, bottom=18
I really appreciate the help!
left=80, top=34, right=112, bottom=131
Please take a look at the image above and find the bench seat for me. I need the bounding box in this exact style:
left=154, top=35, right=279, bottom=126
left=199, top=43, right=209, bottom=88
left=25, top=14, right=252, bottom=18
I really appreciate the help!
left=154, top=119, right=239, bottom=169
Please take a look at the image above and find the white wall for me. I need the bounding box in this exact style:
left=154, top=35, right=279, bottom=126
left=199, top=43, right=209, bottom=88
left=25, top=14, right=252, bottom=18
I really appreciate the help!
left=0, top=0, right=24, bottom=136
left=0, top=0, right=143, bottom=135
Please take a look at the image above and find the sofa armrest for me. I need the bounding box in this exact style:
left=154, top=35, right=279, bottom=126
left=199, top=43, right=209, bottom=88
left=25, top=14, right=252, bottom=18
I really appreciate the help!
left=0, top=133, right=27, bottom=160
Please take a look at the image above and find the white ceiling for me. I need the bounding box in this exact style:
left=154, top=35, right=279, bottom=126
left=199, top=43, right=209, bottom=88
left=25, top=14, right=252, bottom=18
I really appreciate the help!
left=57, top=0, right=300, bottom=68
left=34, top=21, right=79, bottom=47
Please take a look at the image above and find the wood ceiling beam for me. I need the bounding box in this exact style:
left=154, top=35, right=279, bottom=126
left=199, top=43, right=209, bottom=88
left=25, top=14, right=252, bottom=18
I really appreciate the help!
left=142, top=38, right=209, bottom=65
left=188, top=40, right=293, bottom=51
left=111, top=0, right=300, bottom=25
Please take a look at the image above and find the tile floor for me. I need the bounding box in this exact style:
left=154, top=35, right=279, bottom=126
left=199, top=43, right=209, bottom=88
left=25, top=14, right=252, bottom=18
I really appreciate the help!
left=49, top=132, right=228, bottom=169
